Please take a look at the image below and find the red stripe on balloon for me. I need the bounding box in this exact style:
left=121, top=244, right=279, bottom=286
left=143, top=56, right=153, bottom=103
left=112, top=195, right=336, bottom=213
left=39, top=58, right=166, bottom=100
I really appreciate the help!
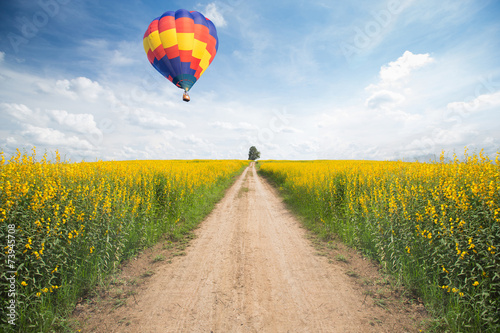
left=165, top=45, right=180, bottom=60
left=147, top=50, right=156, bottom=64
left=175, top=17, right=194, bottom=33
left=147, top=19, right=159, bottom=35
left=158, top=15, right=175, bottom=33
left=193, top=24, right=209, bottom=43
left=206, top=35, right=217, bottom=61
left=179, top=50, right=192, bottom=63
left=153, top=44, right=166, bottom=60
left=194, top=68, right=202, bottom=79
left=189, top=57, right=201, bottom=70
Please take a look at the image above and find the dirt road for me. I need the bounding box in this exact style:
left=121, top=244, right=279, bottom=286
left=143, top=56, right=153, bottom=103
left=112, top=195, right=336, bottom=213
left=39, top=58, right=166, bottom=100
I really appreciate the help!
left=83, top=163, right=424, bottom=332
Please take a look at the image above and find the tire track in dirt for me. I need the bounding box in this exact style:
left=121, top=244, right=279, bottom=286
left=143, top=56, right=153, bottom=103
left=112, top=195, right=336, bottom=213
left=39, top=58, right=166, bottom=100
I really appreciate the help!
left=86, top=163, right=417, bottom=332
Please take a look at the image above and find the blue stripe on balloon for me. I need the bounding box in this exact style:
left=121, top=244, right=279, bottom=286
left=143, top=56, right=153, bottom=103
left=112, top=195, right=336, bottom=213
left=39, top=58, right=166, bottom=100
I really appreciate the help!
left=153, top=58, right=171, bottom=78
left=180, top=62, right=196, bottom=76
left=191, top=11, right=207, bottom=25
left=175, top=9, right=193, bottom=20
left=169, top=57, right=182, bottom=77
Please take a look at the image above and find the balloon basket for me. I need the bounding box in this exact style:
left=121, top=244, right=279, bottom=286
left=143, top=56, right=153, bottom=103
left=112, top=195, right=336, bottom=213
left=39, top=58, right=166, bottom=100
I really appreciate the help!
left=183, top=92, right=191, bottom=102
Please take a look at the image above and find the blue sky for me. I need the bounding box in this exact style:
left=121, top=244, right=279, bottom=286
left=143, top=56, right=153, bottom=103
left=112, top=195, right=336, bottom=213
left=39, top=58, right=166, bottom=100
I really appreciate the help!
left=1, top=0, right=499, bottom=161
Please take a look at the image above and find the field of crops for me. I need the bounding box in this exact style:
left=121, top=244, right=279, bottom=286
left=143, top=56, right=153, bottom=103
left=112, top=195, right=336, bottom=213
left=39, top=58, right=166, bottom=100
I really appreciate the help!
left=0, top=148, right=247, bottom=332
left=259, top=150, right=499, bottom=332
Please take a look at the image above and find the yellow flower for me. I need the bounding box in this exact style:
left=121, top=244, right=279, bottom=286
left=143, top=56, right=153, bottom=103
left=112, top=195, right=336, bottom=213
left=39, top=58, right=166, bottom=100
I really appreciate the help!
left=21, top=281, right=28, bottom=286
left=473, top=281, right=479, bottom=286
left=36, top=292, right=41, bottom=297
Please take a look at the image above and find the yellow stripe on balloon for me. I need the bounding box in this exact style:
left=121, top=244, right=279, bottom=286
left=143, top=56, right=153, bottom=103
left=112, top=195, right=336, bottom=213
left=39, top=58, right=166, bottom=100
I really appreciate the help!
left=192, top=39, right=207, bottom=60
left=199, top=53, right=212, bottom=73
left=159, top=29, right=178, bottom=49
left=177, top=33, right=195, bottom=51
left=148, top=31, right=162, bottom=51
left=142, top=37, right=151, bottom=54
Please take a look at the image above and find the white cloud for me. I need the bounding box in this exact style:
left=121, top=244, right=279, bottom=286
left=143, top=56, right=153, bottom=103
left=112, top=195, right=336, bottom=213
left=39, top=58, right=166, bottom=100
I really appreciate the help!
left=1, top=103, right=50, bottom=125
left=0, top=103, right=103, bottom=160
left=110, top=50, right=135, bottom=66
left=21, top=125, right=94, bottom=149
left=204, top=3, right=227, bottom=28
left=403, top=123, right=478, bottom=158
left=379, top=51, right=434, bottom=84
left=36, top=76, right=109, bottom=101
left=2, top=103, right=34, bottom=120
left=364, top=51, right=435, bottom=114
left=447, top=90, right=500, bottom=113
left=1, top=103, right=103, bottom=136
left=128, top=109, right=186, bottom=129
left=365, top=90, right=405, bottom=109
left=291, top=140, right=320, bottom=154
left=280, top=126, right=303, bottom=134
left=62, top=77, right=104, bottom=100
left=78, top=39, right=140, bottom=71
left=0, top=51, right=5, bottom=63
left=210, top=121, right=256, bottom=130
left=48, top=110, right=101, bottom=135
left=181, top=134, right=208, bottom=146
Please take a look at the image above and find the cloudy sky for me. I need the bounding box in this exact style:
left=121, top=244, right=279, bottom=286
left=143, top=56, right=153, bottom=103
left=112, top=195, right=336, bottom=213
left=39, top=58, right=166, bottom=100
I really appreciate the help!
left=1, top=0, right=499, bottom=161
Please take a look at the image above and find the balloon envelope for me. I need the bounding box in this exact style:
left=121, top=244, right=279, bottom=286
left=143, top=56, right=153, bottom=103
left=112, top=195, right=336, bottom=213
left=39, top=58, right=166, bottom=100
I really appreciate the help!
left=143, top=9, right=219, bottom=93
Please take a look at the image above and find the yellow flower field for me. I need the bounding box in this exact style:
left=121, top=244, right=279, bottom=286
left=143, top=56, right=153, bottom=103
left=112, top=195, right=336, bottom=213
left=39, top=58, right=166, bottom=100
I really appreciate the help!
left=259, top=150, right=499, bottom=332
left=0, top=148, right=247, bottom=331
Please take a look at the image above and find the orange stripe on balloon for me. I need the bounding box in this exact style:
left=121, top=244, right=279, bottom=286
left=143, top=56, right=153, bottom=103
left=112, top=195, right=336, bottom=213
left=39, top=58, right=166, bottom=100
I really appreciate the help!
left=147, top=50, right=156, bottom=64
left=165, top=45, right=180, bottom=60
left=194, top=24, right=209, bottom=42
left=147, top=20, right=159, bottom=34
left=206, top=38, right=216, bottom=60
left=153, top=44, right=166, bottom=60
left=194, top=68, right=202, bottom=79
left=190, top=57, right=201, bottom=70
left=175, top=17, right=194, bottom=33
left=158, top=15, right=175, bottom=33
left=179, top=50, right=192, bottom=63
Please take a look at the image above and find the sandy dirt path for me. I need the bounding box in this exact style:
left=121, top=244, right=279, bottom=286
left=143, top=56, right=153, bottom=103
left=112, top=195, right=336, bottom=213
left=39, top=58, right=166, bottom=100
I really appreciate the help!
left=89, top=163, right=415, bottom=332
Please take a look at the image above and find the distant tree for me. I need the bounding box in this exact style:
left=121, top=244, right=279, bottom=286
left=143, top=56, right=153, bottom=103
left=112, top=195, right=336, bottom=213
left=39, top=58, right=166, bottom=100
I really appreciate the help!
left=248, top=146, right=260, bottom=160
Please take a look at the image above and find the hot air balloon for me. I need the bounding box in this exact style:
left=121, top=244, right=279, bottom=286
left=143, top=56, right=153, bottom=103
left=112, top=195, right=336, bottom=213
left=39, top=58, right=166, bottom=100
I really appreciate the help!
left=143, top=9, right=219, bottom=102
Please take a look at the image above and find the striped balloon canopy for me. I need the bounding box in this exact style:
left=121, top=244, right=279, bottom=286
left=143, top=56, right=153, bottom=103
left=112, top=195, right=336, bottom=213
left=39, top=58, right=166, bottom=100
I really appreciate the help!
left=143, top=9, right=219, bottom=101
